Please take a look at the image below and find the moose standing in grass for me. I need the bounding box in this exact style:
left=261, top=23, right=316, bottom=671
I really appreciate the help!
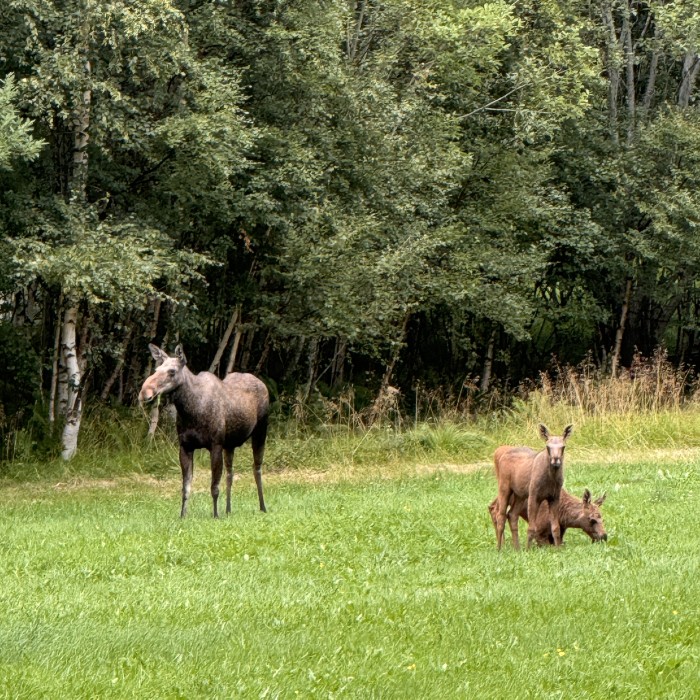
left=492, top=424, right=573, bottom=550
left=139, top=344, right=269, bottom=518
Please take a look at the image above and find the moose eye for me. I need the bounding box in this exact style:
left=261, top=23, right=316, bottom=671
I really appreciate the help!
left=168, top=369, right=176, bottom=377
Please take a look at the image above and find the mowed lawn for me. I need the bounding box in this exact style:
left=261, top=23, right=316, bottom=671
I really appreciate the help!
left=0, top=451, right=698, bottom=699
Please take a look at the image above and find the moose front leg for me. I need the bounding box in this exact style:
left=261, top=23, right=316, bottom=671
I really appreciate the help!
left=548, top=497, right=563, bottom=546
left=526, top=494, right=542, bottom=549
left=224, top=449, right=234, bottom=515
left=179, top=445, right=195, bottom=518
left=210, top=444, right=224, bottom=518
left=507, top=498, right=526, bottom=551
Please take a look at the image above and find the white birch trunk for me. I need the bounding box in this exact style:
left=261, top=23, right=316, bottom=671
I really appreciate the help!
left=57, top=355, right=69, bottom=419
left=60, top=38, right=92, bottom=458
left=61, top=305, right=82, bottom=459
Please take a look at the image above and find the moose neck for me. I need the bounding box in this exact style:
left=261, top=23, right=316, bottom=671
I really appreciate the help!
left=170, top=366, right=199, bottom=418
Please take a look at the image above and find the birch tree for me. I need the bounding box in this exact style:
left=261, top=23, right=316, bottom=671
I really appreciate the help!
left=2, top=0, right=246, bottom=456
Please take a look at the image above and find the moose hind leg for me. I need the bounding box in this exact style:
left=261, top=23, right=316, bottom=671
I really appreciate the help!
left=224, top=448, right=234, bottom=515
left=179, top=445, right=195, bottom=518
left=251, top=418, right=268, bottom=513
left=210, top=445, right=224, bottom=518
left=495, top=489, right=510, bottom=551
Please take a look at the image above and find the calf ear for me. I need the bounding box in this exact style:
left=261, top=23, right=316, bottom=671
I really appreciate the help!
left=582, top=488, right=591, bottom=505
left=562, top=424, right=574, bottom=441
left=539, top=424, right=550, bottom=440
left=594, top=492, right=607, bottom=506
left=148, top=343, right=169, bottom=367
left=174, top=344, right=187, bottom=366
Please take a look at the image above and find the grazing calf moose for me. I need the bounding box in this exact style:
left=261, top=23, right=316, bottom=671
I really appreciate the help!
left=488, top=489, right=607, bottom=546
left=493, top=424, right=573, bottom=550
left=139, top=344, right=269, bottom=518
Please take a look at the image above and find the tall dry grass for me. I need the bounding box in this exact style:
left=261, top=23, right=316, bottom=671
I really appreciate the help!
left=534, top=348, right=694, bottom=415
left=494, top=349, right=700, bottom=452
left=281, top=348, right=698, bottom=436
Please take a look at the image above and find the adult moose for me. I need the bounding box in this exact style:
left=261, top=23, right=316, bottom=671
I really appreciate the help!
left=139, top=344, right=269, bottom=518
left=492, top=424, right=573, bottom=550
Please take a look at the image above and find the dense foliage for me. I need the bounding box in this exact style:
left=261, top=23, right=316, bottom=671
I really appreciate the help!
left=1, top=0, right=700, bottom=456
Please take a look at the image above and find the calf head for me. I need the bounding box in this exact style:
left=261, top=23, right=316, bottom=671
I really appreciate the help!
left=577, top=489, right=608, bottom=541
left=539, top=423, right=573, bottom=470
left=138, top=344, right=187, bottom=406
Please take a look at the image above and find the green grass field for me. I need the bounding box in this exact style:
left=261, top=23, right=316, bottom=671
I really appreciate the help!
left=1, top=412, right=699, bottom=699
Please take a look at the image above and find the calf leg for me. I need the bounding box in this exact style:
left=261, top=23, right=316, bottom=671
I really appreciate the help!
left=526, top=494, right=543, bottom=548
left=251, top=418, right=268, bottom=513
left=225, top=449, right=234, bottom=515
left=548, top=497, right=562, bottom=546
left=488, top=498, right=498, bottom=530
left=508, top=497, right=526, bottom=551
left=210, top=444, right=224, bottom=518
left=179, top=445, right=195, bottom=518
left=495, top=487, right=511, bottom=550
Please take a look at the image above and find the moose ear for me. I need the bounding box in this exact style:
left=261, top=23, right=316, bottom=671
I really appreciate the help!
left=539, top=424, right=550, bottom=440
left=562, top=424, right=574, bottom=441
left=594, top=492, right=607, bottom=506
left=582, top=488, right=591, bottom=505
left=148, top=343, right=169, bottom=367
left=174, top=344, right=187, bottom=366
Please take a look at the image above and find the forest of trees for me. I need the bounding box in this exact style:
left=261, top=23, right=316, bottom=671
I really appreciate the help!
left=2, top=0, right=700, bottom=458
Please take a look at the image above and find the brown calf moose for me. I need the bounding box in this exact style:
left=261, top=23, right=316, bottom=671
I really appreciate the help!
left=488, top=489, right=607, bottom=546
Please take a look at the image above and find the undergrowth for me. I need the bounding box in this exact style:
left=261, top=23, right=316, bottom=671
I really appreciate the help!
left=2, top=350, right=700, bottom=482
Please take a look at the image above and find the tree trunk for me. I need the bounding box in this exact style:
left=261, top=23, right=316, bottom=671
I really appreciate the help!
left=611, top=278, right=633, bottom=377
left=209, top=305, right=239, bottom=375
left=302, top=337, right=320, bottom=402
left=332, top=337, right=347, bottom=388
left=101, top=325, right=134, bottom=401
left=60, top=305, right=82, bottom=459
left=601, top=0, right=620, bottom=145
left=69, top=62, right=92, bottom=203
left=48, top=293, right=63, bottom=427
left=346, top=0, right=367, bottom=63
left=678, top=51, right=700, bottom=108
left=370, top=314, right=410, bottom=423
left=147, top=405, right=160, bottom=440
left=283, top=336, right=306, bottom=383
left=225, top=319, right=243, bottom=374
left=621, top=5, right=636, bottom=144
left=60, top=37, right=92, bottom=459
left=255, top=331, right=272, bottom=374
left=142, top=297, right=163, bottom=380
left=642, top=49, right=659, bottom=112
left=239, top=329, right=255, bottom=371
left=480, top=328, right=497, bottom=393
